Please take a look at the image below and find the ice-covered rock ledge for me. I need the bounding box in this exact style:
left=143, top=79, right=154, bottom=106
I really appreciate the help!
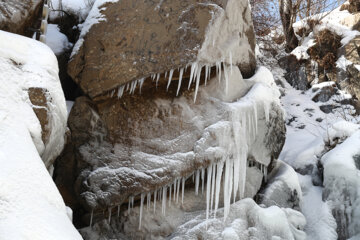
left=0, top=30, right=81, bottom=239
left=56, top=64, right=286, bottom=231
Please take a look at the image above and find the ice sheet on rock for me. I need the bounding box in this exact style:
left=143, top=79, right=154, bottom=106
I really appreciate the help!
left=0, top=31, right=80, bottom=239
left=171, top=198, right=306, bottom=240
left=78, top=66, right=283, bottom=216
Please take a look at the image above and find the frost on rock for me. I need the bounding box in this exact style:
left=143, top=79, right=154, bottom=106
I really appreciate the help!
left=63, top=64, right=285, bottom=234
left=171, top=198, right=306, bottom=240
left=0, top=31, right=80, bottom=239
left=260, top=160, right=302, bottom=210
left=321, top=130, right=360, bottom=239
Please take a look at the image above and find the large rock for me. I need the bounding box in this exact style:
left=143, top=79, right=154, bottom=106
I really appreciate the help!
left=0, top=0, right=43, bottom=36
left=55, top=66, right=286, bottom=228
left=68, top=0, right=256, bottom=99
left=0, top=30, right=81, bottom=239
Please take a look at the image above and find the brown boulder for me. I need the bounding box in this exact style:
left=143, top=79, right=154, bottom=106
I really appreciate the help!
left=68, top=0, right=256, bottom=99
left=0, top=0, right=43, bottom=36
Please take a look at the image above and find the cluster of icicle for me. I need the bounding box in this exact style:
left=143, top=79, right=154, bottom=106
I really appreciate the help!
left=88, top=104, right=271, bottom=230
left=110, top=60, right=234, bottom=102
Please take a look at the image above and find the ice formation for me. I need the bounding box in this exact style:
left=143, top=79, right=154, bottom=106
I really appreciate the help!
left=82, top=65, right=282, bottom=232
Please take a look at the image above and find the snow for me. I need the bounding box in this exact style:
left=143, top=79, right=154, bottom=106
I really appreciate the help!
left=0, top=31, right=80, bottom=239
left=49, top=0, right=93, bottom=21
left=45, top=24, right=72, bottom=55
left=0, top=30, right=68, bottom=167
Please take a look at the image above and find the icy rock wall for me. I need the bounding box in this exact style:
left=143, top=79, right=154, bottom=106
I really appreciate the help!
left=56, top=65, right=285, bottom=229
left=68, top=0, right=256, bottom=99
left=321, top=130, right=360, bottom=239
left=0, top=31, right=81, bottom=239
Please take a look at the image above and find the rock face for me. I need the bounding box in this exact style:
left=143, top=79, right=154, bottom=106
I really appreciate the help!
left=68, top=0, right=256, bottom=99
left=55, top=65, right=286, bottom=230
left=55, top=0, right=285, bottom=237
left=0, top=0, right=42, bottom=36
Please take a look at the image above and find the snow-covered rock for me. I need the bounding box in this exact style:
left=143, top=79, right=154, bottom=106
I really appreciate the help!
left=171, top=198, right=306, bottom=240
left=321, top=130, right=360, bottom=239
left=260, top=160, right=302, bottom=210
left=68, top=0, right=257, bottom=99
left=0, top=31, right=81, bottom=239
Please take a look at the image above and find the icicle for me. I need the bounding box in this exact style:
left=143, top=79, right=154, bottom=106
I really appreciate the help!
left=205, top=65, right=209, bottom=86
left=169, top=184, right=172, bottom=206
left=126, top=83, right=130, bottom=92
left=181, top=177, right=185, bottom=205
left=153, top=190, right=157, bottom=213
left=176, top=178, right=180, bottom=203
left=195, top=169, right=200, bottom=195
left=118, top=85, right=125, bottom=98
left=229, top=52, right=233, bottom=74
left=264, top=166, right=268, bottom=182
left=207, top=65, right=211, bottom=83
left=128, top=199, right=131, bottom=214
left=216, top=61, right=222, bottom=83
left=223, top=159, right=230, bottom=220
left=130, top=79, right=138, bottom=94
left=177, top=68, right=184, bottom=96
left=206, top=164, right=213, bottom=228
left=223, top=63, right=229, bottom=95
left=89, top=210, right=93, bottom=227
left=188, top=62, right=197, bottom=89
left=214, top=162, right=224, bottom=218
left=162, top=186, right=167, bottom=215
left=210, top=163, right=216, bottom=212
left=139, top=78, right=145, bottom=94
left=201, top=168, right=205, bottom=195
left=156, top=73, right=160, bottom=88
left=131, top=196, right=134, bottom=209
left=174, top=179, right=177, bottom=200
left=194, top=65, right=202, bottom=103
left=108, top=207, right=112, bottom=223
left=139, top=193, right=144, bottom=230
left=147, top=192, right=151, bottom=210
left=167, top=69, right=174, bottom=90
left=110, top=90, right=115, bottom=97
left=151, top=74, right=156, bottom=81
left=117, top=205, right=120, bottom=217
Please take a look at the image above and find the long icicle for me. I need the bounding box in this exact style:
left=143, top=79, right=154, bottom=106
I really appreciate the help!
left=188, top=63, right=197, bottom=89
left=167, top=69, right=174, bottom=90
left=139, top=194, right=144, bottom=230
left=206, top=164, right=213, bottom=229
left=90, top=210, right=93, bottom=227
left=210, top=163, right=216, bottom=213
left=154, top=189, right=157, bottom=213
left=195, top=169, right=200, bottom=195
left=214, top=162, right=224, bottom=218
left=177, top=68, right=184, bottom=96
left=181, top=177, right=185, bottom=205
left=194, top=65, right=202, bottom=103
